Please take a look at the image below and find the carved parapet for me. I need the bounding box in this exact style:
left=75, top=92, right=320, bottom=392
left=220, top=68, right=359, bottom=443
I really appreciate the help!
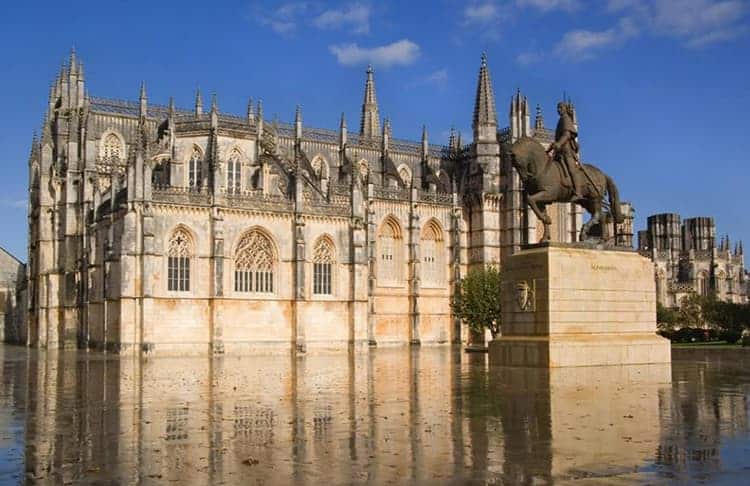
left=417, top=190, right=452, bottom=205
left=152, top=186, right=211, bottom=206
left=373, top=185, right=409, bottom=201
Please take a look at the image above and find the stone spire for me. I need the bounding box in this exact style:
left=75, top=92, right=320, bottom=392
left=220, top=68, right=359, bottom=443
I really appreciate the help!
left=472, top=53, right=497, bottom=142
left=139, top=81, right=147, bottom=119
left=339, top=112, right=347, bottom=147
left=421, top=125, right=428, bottom=158
left=534, top=104, right=545, bottom=131
left=382, top=117, right=391, bottom=152
left=295, top=104, right=302, bottom=139
left=195, top=88, right=203, bottom=117
left=739, top=241, right=744, bottom=255
left=210, top=93, right=218, bottom=127
left=360, top=64, right=381, bottom=139
left=247, top=97, right=254, bottom=124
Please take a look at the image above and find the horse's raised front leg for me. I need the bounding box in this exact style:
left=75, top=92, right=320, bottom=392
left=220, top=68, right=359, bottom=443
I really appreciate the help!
left=527, top=192, right=553, bottom=241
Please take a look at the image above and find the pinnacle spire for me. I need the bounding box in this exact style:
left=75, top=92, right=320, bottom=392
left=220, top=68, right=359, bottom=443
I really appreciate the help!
left=340, top=111, right=347, bottom=129
left=473, top=53, right=497, bottom=139
left=295, top=104, right=302, bottom=124
left=168, top=96, right=175, bottom=115
left=535, top=104, right=545, bottom=130
left=69, top=47, right=77, bottom=75
left=195, top=88, right=203, bottom=116
left=210, top=93, right=218, bottom=113
left=360, top=64, right=380, bottom=139
left=247, top=97, right=254, bottom=123
left=139, top=81, right=147, bottom=100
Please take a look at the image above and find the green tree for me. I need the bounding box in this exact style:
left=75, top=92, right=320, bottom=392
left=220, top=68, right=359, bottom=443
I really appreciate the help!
left=656, top=302, right=680, bottom=334
left=678, top=292, right=706, bottom=329
left=451, top=266, right=502, bottom=338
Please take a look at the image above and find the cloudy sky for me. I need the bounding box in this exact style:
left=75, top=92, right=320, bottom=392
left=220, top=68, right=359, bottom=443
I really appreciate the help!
left=1, top=0, right=748, bottom=257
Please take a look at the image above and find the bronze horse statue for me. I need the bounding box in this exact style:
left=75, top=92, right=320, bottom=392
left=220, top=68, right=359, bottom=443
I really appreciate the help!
left=509, top=136, right=623, bottom=242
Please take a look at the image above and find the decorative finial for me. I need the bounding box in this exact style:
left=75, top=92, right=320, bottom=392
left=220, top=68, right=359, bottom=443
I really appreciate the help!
left=210, top=93, right=218, bottom=113
left=139, top=81, right=147, bottom=99
left=195, top=87, right=203, bottom=116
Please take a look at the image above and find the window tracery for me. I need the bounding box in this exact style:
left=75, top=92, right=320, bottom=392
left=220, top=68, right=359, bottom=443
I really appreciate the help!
left=421, top=220, right=445, bottom=287
left=235, top=230, right=275, bottom=293
left=189, top=146, right=203, bottom=189
left=227, top=149, right=242, bottom=193
left=378, top=217, right=403, bottom=284
left=102, top=133, right=123, bottom=162
left=313, top=237, right=335, bottom=295
left=167, top=228, right=192, bottom=292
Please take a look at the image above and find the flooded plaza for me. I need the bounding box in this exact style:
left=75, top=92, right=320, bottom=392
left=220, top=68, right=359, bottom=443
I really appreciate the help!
left=1, top=345, right=749, bottom=484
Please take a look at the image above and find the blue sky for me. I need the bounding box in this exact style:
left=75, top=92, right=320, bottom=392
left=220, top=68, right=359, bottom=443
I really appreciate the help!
left=1, top=0, right=748, bottom=259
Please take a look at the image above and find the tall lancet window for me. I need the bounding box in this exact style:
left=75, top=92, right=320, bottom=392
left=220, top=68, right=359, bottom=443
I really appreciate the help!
left=167, top=228, right=192, bottom=292
left=421, top=220, right=445, bottom=287
left=235, top=229, right=275, bottom=293
left=313, top=237, right=335, bottom=295
left=227, top=149, right=242, bottom=193
left=378, top=217, right=403, bottom=284
left=188, top=146, right=203, bottom=190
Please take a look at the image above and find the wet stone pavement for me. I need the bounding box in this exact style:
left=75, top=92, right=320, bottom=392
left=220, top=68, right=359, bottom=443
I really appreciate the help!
left=1, top=345, right=750, bottom=485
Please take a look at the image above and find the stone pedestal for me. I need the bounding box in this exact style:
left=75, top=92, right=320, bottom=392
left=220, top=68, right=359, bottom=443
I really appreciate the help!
left=489, top=243, right=671, bottom=367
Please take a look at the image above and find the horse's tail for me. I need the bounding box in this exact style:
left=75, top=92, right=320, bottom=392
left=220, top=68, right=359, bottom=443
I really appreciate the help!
left=606, top=175, right=624, bottom=224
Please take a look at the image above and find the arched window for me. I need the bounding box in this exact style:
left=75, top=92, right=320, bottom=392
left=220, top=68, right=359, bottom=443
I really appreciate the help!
left=167, top=228, right=192, bottom=292
left=358, top=160, right=369, bottom=181
left=313, top=236, right=335, bottom=295
left=312, top=156, right=329, bottom=193
left=378, top=217, right=403, bottom=284
left=696, top=271, right=709, bottom=296
left=188, top=146, right=203, bottom=190
left=421, top=220, right=445, bottom=287
left=398, top=165, right=412, bottom=186
left=227, top=149, right=242, bottom=193
left=656, top=269, right=667, bottom=305
left=235, top=229, right=275, bottom=293
left=716, top=270, right=726, bottom=296
left=102, top=133, right=123, bottom=162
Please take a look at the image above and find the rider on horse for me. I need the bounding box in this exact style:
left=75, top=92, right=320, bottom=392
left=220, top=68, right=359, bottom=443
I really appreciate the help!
left=546, top=102, right=583, bottom=199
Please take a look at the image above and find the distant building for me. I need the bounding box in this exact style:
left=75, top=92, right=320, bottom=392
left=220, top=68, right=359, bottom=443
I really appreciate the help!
left=0, top=247, right=25, bottom=343
left=638, top=214, right=746, bottom=307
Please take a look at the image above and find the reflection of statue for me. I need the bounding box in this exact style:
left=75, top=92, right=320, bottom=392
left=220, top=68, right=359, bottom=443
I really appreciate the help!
left=546, top=102, right=581, bottom=198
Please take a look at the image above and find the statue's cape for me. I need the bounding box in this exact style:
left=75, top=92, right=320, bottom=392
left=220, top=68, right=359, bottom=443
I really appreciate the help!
left=555, top=114, right=577, bottom=140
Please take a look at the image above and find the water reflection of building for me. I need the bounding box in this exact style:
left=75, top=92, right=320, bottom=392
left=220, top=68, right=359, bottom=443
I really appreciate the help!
left=18, top=347, right=750, bottom=483
left=656, top=350, right=750, bottom=478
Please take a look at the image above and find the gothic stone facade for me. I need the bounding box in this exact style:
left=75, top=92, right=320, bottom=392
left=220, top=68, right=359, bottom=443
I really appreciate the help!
left=638, top=213, right=747, bottom=307
left=0, top=247, right=25, bottom=343
left=25, top=53, right=591, bottom=353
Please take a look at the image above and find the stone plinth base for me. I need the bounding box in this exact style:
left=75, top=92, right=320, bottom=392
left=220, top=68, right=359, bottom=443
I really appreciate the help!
left=489, top=243, right=671, bottom=368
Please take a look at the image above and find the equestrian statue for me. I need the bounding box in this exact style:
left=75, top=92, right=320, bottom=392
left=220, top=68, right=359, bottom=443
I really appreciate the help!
left=508, top=101, right=624, bottom=243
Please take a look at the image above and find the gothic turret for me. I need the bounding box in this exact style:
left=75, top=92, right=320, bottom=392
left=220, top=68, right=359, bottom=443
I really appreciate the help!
left=360, top=65, right=380, bottom=139
left=510, top=89, right=530, bottom=141
left=472, top=53, right=497, bottom=143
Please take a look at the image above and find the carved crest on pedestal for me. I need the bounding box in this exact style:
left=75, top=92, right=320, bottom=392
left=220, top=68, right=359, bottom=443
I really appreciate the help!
left=515, top=280, right=535, bottom=312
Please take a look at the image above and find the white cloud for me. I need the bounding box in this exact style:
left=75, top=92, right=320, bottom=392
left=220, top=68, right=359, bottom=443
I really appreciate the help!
left=463, top=2, right=505, bottom=25
left=425, top=68, right=448, bottom=84
left=313, top=3, right=371, bottom=34
left=606, top=0, right=747, bottom=46
left=516, top=50, right=542, bottom=66
left=554, top=18, right=638, bottom=60
left=256, top=2, right=311, bottom=35
left=329, top=39, right=421, bottom=67
left=516, top=0, right=581, bottom=12
left=463, top=3, right=502, bottom=24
